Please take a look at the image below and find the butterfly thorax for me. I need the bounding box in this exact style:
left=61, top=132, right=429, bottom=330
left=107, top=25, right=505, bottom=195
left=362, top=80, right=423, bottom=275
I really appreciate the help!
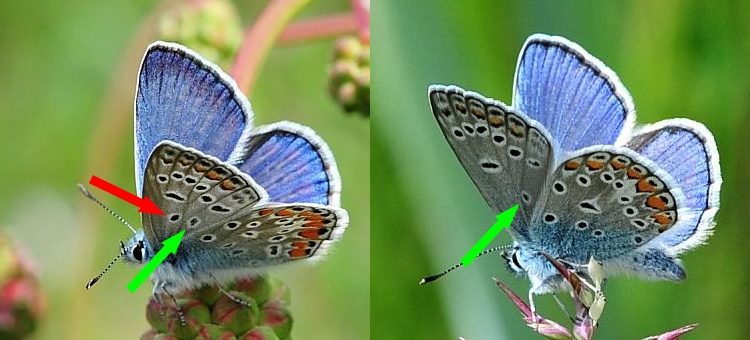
left=504, top=242, right=578, bottom=294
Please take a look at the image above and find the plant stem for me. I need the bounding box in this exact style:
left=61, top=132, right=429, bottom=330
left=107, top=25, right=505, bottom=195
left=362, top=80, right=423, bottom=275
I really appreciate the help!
left=279, top=13, right=357, bottom=44
left=230, top=0, right=312, bottom=95
left=351, top=0, right=369, bottom=42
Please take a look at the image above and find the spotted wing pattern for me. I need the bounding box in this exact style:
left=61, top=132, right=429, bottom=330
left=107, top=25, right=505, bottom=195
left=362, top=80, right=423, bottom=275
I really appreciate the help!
left=141, top=141, right=348, bottom=269
left=429, top=85, right=555, bottom=239
left=186, top=204, right=348, bottom=272
left=531, top=146, right=685, bottom=264
left=141, top=141, right=268, bottom=249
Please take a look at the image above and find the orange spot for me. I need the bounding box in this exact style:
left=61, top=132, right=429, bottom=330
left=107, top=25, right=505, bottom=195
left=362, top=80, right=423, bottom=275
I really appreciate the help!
left=636, top=179, right=656, bottom=193
left=453, top=101, right=466, bottom=113
left=470, top=106, right=486, bottom=119
left=299, top=229, right=320, bottom=239
left=259, top=209, right=274, bottom=216
left=509, top=125, right=524, bottom=137
left=610, top=158, right=627, bottom=170
left=220, top=179, right=236, bottom=191
left=564, top=160, right=580, bottom=170
left=179, top=157, right=192, bottom=166
left=586, top=159, right=605, bottom=170
left=304, top=221, right=325, bottom=228
left=300, top=211, right=323, bottom=219
left=289, top=241, right=310, bottom=258
left=652, top=212, right=674, bottom=232
left=276, top=209, right=294, bottom=217
left=206, top=170, right=222, bottom=180
left=488, top=115, right=504, bottom=127
left=627, top=167, right=644, bottom=179
left=194, top=163, right=209, bottom=172
left=306, top=215, right=324, bottom=222
left=289, top=249, right=307, bottom=258
left=646, top=195, right=668, bottom=210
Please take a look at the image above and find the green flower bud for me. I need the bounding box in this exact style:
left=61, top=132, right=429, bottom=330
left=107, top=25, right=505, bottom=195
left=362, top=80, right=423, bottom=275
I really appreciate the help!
left=141, top=275, right=292, bottom=340
left=328, top=35, right=370, bottom=116
left=195, top=324, right=237, bottom=340
left=212, top=293, right=258, bottom=335
left=260, top=299, right=291, bottom=339
left=239, top=326, right=279, bottom=340
left=157, top=0, right=243, bottom=69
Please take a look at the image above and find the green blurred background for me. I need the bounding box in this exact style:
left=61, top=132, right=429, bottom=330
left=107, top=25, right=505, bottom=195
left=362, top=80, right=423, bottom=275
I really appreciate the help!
left=373, top=1, right=748, bottom=339
left=0, top=0, right=369, bottom=339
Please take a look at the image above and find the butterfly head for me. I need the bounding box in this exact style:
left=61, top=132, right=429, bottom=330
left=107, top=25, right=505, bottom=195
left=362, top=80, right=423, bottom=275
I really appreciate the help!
left=122, top=230, right=154, bottom=265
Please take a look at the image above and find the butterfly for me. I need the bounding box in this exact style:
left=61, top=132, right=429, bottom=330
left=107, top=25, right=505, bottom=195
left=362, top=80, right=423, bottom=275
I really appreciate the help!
left=426, top=34, right=721, bottom=314
left=86, top=41, right=348, bottom=305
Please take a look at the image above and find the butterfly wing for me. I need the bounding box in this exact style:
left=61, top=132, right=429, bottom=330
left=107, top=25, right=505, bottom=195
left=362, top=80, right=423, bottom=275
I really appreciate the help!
left=532, top=145, right=687, bottom=269
left=625, top=119, right=721, bottom=254
left=135, top=42, right=253, bottom=196
left=513, top=34, right=635, bottom=155
left=141, top=141, right=268, bottom=249
left=429, top=85, right=556, bottom=240
left=187, top=203, right=348, bottom=276
left=232, top=121, right=342, bottom=206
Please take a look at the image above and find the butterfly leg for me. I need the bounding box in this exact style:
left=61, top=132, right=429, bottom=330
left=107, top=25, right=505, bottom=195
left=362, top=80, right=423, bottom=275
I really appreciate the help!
left=528, top=282, right=543, bottom=327
left=151, top=283, right=166, bottom=307
left=159, top=282, right=187, bottom=325
left=210, top=274, right=253, bottom=308
left=151, top=283, right=170, bottom=319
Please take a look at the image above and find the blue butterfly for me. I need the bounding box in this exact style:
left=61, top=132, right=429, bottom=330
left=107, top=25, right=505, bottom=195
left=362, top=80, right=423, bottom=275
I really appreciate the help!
left=87, top=42, right=348, bottom=304
left=427, top=34, right=721, bottom=314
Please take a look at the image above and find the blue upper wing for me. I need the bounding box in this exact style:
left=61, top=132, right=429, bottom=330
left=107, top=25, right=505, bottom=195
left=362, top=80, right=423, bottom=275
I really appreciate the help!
left=513, top=34, right=635, bottom=155
left=134, top=41, right=253, bottom=195
left=625, top=119, right=721, bottom=253
left=233, top=121, right=341, bottom=206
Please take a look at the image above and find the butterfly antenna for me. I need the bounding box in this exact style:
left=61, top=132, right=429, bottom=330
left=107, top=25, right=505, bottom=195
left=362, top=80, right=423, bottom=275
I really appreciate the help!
left=419, top=245, right=511, bottom=285
left=78, top=183, right=137, bottom=234
left=85, top=241, right=125, bottom=289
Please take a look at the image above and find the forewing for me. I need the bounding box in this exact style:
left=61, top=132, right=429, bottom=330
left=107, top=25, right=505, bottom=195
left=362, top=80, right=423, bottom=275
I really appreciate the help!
left=429, top=85, right=556, bottom=239
left=141, top=141, right=268, bottom=248
left=135, top=42, right=253, bottom=195
left=513, top=34, right=635, bottom=155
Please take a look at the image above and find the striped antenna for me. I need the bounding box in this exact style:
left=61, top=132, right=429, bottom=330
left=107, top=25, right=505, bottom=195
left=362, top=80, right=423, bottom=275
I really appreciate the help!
left=78, top=183, right=137, bottom=234
left=419, top=245, right=511, bottom=285
left=85, top=241, right=126, bottom=289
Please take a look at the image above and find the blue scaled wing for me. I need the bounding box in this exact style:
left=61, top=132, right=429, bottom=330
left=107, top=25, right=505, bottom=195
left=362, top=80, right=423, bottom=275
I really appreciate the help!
left=233, top=122, right=342, bottom=206
left=513, top=34, right=635, bottom=155
left=135, top=41, right=253, bottom=195
left=625, top=119, right=721, bottom=254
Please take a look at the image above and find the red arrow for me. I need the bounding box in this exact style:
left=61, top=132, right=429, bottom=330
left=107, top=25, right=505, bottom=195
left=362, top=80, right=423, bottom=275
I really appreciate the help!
left=89, top=175, right=164, bottom=215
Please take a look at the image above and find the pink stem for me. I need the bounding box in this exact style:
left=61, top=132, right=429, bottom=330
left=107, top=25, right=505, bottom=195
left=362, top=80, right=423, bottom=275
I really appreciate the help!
left=351, top=0, right=369, bottom=42
left=279, top=13, right=358, bottom=44
left=230, top=0, right=312, bottom=95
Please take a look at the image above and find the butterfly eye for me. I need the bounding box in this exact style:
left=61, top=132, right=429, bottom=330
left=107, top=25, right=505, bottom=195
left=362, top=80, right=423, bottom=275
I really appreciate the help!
left=511, top=252, right=522, bottom=270
left=133, top=241, right=144, bottom=262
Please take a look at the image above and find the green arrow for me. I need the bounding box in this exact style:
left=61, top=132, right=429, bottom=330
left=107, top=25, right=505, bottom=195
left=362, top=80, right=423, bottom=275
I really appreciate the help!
left=127, top=230, right=185, bottom=292
left=461, top=204, right=519, bottom=267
